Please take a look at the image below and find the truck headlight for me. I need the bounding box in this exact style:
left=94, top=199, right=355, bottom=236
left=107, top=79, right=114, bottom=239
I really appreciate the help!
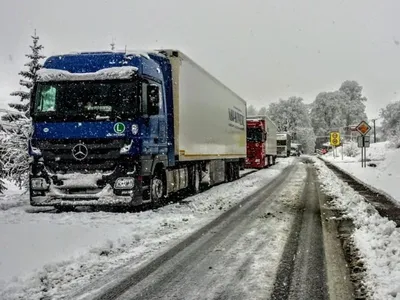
left=114, top=177, right=135, bottom=189
left=131, top=124, right=139, bottom=135
left=31, top=178, right=48, bottom=190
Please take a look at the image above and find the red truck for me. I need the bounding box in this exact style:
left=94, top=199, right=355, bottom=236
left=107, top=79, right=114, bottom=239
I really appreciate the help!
left=246, top=115, right=278, bottom=169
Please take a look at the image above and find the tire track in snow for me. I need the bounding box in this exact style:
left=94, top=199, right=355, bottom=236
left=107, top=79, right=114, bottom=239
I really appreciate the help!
left=271, top=160, right=329, bottom=300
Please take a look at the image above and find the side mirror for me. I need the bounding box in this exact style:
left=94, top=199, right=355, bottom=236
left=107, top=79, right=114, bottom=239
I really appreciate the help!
left=147, top=84, right=160, bottom=115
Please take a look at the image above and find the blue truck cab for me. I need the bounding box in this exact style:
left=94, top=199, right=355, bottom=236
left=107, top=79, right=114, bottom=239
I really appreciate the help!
left=29, top=50, right=178, bottom=206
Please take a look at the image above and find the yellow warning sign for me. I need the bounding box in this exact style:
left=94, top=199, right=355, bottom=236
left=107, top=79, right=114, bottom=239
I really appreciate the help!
left=330, top=131, right=341, bottom=146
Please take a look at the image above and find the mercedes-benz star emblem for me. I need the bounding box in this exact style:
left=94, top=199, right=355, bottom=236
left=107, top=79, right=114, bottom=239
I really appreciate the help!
left=72, top=144, right=88, bottom=161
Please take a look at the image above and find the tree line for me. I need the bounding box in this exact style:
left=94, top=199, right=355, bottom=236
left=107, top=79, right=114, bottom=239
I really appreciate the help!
left=247, top=80, right=369, bottom=154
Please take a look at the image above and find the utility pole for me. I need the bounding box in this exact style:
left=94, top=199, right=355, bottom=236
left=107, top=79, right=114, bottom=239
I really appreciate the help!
left=371, top=119, right=377, bottom=143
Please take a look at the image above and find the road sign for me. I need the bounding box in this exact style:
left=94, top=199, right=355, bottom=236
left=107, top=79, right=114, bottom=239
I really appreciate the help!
left=330, top=131, right=341, bottom=146
left=357, top=135, right=370, bottom=148
left=356, top=120, right=371, bottom=136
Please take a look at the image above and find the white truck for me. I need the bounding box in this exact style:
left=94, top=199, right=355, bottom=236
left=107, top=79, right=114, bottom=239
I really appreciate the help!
left=277, top=133, right=292, bottom=157
left=265, top=116, right=278, bottom=164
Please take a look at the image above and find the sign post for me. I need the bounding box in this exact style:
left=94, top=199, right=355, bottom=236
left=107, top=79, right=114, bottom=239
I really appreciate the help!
left=341, top=138, right=344, bottom=160
left=356, top=121, right=371, bottom=168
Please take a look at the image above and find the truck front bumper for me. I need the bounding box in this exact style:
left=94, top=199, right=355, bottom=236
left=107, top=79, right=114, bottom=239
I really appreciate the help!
left=30, top=184, right=144, bottom=207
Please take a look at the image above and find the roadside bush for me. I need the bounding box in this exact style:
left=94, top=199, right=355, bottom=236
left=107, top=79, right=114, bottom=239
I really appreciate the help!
left=342, top=141, right=359, bottom=157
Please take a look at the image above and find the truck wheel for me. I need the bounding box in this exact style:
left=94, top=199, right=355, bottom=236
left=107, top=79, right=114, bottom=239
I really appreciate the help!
left=190, top=164, right=201, bottom=194
left=226, top=163, right=234, bottom=182
left=234, top=163, right=240, bottom=180
left=150, top=172, right=166, bottom=204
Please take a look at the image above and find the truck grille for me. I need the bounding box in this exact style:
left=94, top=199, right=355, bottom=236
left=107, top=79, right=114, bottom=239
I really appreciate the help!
left=32, top=138, right=125, bottom=173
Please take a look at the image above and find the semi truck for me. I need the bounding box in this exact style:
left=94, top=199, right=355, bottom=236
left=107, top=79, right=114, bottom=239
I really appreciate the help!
left=290, top=143, right=303, bottom=156
left=245, top=115, right=277, bottom=169
left=28, top=50, right=247, bottom=207
left=277, top=132, right=291, bottom=157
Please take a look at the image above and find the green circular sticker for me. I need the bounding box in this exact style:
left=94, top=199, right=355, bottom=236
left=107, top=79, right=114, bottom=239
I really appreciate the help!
left=114, top=122, right=125, bottom=134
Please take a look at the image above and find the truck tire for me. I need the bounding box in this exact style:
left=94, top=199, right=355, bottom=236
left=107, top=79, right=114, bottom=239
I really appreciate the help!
left=189, top=164, right=201, bottom=194
left=150, top=172, right=166, bottom=204
left=234, top=163, right=240, bottom=180
left=226, top=163, right=235, bottom=182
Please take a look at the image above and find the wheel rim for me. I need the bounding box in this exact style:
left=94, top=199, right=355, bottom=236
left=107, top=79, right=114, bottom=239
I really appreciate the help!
left=152, top=178, right=164, bottom=200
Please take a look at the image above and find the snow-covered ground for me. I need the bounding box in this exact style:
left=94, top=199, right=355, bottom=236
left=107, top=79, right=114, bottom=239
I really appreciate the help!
left=0, top=158, right=295, bottom=300
left=321, top=141, right=400, bottom=204
left=314, top=157, right=400, bottom=300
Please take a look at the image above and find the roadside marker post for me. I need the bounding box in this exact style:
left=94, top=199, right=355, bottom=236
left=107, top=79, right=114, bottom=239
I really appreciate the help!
left=356, top=121, right=371, bottom=168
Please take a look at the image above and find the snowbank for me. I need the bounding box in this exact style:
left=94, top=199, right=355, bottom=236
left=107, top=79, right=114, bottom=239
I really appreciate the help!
left=322, top=142, right=400, bottom=204
left=0, top=159, right=294, bottom=300
left=315, top=159, right=400, bottom=300
left=0, top=180, right=26, bottom=211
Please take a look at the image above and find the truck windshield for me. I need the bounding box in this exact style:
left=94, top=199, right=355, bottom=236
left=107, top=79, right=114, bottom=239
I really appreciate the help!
left=247, top=128, right=263, bottom=142
left=277, top=140, right=287, bottom=146
left=33, top=80, right=139, bottom=121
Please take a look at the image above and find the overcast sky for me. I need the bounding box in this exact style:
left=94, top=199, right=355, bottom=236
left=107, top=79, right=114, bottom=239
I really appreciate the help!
left=1, top=0, right=400, bottom=119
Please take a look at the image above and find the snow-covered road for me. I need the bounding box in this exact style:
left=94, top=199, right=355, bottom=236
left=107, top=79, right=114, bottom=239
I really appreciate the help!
left=76, top=161, right=307, bottom=300
left=0, top=159, right=295, bottom=300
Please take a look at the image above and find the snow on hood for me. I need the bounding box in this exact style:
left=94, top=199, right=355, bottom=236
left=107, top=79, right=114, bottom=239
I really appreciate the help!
left=37, top=66, right=138, bottom=82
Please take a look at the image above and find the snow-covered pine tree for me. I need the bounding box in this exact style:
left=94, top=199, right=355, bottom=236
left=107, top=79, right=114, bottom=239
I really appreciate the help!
left=0, top=31, right=45, bottom=189
left=1, top=30, right=45, bottom=122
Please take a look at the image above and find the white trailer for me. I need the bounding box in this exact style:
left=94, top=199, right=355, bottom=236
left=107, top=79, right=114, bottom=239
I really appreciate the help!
left=265, top=116, right=277, bottom=164
left=277, top=133, right=291, bottom=157
left=168, top=51, right=247, bottom=161
left=159, top=50, right=247, bottom=193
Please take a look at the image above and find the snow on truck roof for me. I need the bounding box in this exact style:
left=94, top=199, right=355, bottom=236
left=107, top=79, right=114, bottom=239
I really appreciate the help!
left=246, top=115, right=277, bottom=127
left=37, top=67, right=138, bottom=82
left=40, top=51, right=165, bottom=82
left=65, top=50, right=164, bottom=59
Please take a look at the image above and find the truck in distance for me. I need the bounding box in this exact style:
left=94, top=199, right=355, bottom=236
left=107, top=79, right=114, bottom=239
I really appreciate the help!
left=290, top=143, right=303, bottom=156
left=29, top=49, right=247, bottom=207
left=245, top=115, right=277, bottom=169
left=277, top=132, right=292, bottom=157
